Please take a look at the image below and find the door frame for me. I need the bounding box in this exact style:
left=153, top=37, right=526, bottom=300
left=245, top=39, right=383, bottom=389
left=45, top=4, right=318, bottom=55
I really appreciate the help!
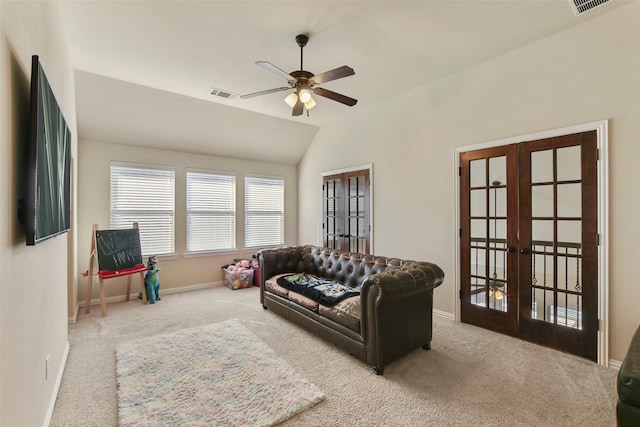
left=453, top=120, right=609, bottom=366
left=321, top=164, right=374, bottom=253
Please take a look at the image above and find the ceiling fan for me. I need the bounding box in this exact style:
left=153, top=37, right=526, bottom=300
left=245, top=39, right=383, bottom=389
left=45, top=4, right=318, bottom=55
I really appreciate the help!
left=240, top=34, right=357, bottom=116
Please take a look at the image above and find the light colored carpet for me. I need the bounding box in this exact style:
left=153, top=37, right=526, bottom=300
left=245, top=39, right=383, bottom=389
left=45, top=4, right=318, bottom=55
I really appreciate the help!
left=116, top=321, right=324, bottom=426
left=51, top=286, right=618, bottom=426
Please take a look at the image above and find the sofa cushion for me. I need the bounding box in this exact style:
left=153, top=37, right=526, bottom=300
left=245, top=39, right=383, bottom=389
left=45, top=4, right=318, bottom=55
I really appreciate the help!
left=319, top=296, right=360, bottom=332
left=287, top=291, right=319, bottom=312
left=264, top=273, right=290, bottom=298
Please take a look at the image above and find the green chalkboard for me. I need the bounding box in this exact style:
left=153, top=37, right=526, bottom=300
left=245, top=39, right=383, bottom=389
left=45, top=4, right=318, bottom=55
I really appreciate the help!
left=95, top=228, right=143, bottom=272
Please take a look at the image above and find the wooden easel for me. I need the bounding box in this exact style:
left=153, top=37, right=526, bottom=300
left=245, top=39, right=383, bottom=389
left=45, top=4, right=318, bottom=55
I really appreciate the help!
left=84, top=223, right=148, bottom=317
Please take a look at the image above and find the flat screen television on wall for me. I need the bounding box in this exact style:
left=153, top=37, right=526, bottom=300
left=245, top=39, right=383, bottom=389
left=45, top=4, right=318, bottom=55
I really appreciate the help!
left=24, top=55, right=71, bottom=245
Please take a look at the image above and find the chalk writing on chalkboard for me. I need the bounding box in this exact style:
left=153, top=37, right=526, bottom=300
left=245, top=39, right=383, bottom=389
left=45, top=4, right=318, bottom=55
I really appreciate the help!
left=95, top=229, right=143, bottom=272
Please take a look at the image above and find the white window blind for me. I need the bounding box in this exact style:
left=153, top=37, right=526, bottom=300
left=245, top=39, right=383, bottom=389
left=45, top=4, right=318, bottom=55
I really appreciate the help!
left=110, top=163, right=175, bottom=256
left=186, top=170, right=236, bottom=252
left=245, top=175, right=284, bottom=248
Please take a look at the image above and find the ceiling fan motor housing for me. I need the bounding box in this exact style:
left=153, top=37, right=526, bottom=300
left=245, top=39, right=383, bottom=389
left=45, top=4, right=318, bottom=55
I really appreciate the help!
left=295, top=34, right=309, bottom=48
left=290, top=70, right=314, bottom=87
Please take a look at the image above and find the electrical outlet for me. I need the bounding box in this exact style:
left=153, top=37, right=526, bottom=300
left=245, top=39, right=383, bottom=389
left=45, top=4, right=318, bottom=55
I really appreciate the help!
left=45, top=355, right=49, bottom=380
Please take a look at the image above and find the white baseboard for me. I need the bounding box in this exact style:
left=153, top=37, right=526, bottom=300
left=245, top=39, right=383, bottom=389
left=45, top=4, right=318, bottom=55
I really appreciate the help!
left=609, top=359, right=622, bottom=370
left=433, top=308, right=455, bottom=321
left=77, top=281, right=222, bottom=309
left=162, top=281, right=222, bottom=295
left=43, top=340, right=69, bottom=427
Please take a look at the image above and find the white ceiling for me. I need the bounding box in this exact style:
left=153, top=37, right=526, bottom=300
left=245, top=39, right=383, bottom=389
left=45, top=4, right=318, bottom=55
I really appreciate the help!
left=59, top=0, right=627, bottom=164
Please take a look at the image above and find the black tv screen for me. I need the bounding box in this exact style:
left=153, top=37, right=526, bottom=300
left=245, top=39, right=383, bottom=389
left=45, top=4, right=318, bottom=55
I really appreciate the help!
left=25, top=55, right=71, bottom=245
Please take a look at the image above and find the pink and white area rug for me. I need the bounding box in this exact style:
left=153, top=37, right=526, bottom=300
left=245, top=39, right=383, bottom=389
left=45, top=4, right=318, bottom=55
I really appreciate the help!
left=116, top=321, right=324, bottom=426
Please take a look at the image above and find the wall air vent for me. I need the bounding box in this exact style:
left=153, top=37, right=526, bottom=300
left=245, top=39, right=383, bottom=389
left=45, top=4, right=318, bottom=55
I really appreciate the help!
left=569, top=0, right=611, bottom=15
left=209, top=88, right=238, bottom=100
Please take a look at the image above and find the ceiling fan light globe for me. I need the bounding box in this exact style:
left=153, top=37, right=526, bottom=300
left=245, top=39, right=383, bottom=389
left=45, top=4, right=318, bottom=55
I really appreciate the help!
left=284, top=92, right=298, bottom=108
left=305, top=97, right=317, bottom=110
left=299, top=88, right=312, bottom=103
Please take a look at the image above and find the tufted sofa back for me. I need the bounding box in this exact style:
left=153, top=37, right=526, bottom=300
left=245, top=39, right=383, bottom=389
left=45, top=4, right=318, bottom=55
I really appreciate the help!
left=300, top=246, right=402, bottom=289
left=258, top=245, right=444, bottom=291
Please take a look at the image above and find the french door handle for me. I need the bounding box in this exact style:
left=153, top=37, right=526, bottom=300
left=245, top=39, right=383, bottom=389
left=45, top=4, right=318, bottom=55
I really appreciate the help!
left=507, top=247, right=516, bottom=253
left=520, top=248, right=531, bottom=255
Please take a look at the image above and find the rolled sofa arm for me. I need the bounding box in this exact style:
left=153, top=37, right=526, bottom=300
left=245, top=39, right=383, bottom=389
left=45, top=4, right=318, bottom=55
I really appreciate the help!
left=360, top=265, right=444, bottom=373
left=257, top=246, right=310, bottom=288
left=360, top=262, right=445, bottom=302
left=361, top=269, right=430, bottom=303
left=403, top=261, right=445, bottom=290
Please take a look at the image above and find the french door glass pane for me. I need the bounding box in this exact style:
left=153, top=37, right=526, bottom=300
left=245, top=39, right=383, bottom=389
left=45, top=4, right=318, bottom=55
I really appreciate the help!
left=326, top=197, right=336, bottom=213
left=349, top=197, right=363, bottom=216
left=531, top=150, right=554, bottom=183
left=349, top=176, right=361, bottom=194
left=489, top=187, right=506, bottom=216
left=532, top=219, right=553, bottom=243
left=327, top=180, right=341, bottom=210
left=556, top=146, right=581, bottom=181
left=470, top=189, right=486, bottom=216
left=557, top=183, right=581, bottom=217
left=532, top=185, right=554, bottom=218
left=471, top=248, right=486, bottom=277
left=557, top=250, right=582, bottom=292
left=557, top=220, right=581, bottom=245
left=470, top=219, right=487, bottom=240
left=470, top=159, right=486, bottom=187
left=350, top=237, right=365, bottom=253
left=325, top=178, right=343, bottom=242
left=488, top=156, right=506, bottom=186
left=470, top=278, right=487, bottom=307
left=489, top=219, right=507, bottom=247
left=350, top=218, right=367, bottom=237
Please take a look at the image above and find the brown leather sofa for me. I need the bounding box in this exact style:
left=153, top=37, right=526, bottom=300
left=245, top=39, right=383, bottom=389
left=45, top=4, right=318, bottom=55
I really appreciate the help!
left=618, top=325, right=640, bottom=426
left=257, top=245, right=444, bottom=375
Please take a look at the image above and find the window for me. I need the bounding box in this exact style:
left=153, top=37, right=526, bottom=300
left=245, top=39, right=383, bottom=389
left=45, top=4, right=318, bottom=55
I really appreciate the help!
left=186, top=170, right=236, bottom=252
left=245, top=175, right=284, bottom=248
left=110, top=163, right=175, bottom=256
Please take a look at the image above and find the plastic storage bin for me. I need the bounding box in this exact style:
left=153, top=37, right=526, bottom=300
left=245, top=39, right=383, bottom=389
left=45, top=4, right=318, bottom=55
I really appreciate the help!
left=223, top=267, right=254, bottom=290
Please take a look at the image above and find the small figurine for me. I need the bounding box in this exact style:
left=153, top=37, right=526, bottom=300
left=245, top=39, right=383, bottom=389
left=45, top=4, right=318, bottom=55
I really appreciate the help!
left=144, top=255, right=161, bottom=304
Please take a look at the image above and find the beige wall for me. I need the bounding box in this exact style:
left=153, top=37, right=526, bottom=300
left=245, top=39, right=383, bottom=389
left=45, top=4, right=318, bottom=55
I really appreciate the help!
left=77, top=139, right=298, bottom=304
left=0, top=1, right=77, bottom=425
left=299, top=3, right=640, bottom=362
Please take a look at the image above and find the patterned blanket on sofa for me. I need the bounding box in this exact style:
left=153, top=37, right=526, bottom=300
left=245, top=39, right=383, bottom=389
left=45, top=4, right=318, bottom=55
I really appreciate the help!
left=276, top=273, right=359, bottom=307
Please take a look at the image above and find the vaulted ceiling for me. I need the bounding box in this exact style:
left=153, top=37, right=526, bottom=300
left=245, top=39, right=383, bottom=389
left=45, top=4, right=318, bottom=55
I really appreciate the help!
left=60, top=0, right=627, bottom=164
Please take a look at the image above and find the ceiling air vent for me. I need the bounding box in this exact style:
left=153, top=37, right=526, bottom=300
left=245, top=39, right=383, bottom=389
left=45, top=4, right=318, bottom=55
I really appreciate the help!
left=569, top=0, right=611, bottom=15
left=209, top=87, right=238, bottom=100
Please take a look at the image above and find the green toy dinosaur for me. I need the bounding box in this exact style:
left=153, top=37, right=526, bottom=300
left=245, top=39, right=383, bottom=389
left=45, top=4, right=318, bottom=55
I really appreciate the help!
left=144, top=255, right=161, bottom=304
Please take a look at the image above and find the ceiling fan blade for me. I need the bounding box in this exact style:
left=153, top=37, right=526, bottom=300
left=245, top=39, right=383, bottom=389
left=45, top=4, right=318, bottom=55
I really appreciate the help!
left=292, top=98, right=304, bottom=116
left=240, top=87, right=291, bottom=99
left=313, top=87, right=358, bottom=107
left=256, top=61, right=295, bottom=83
left=310, top=66, right=355, bottom=85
